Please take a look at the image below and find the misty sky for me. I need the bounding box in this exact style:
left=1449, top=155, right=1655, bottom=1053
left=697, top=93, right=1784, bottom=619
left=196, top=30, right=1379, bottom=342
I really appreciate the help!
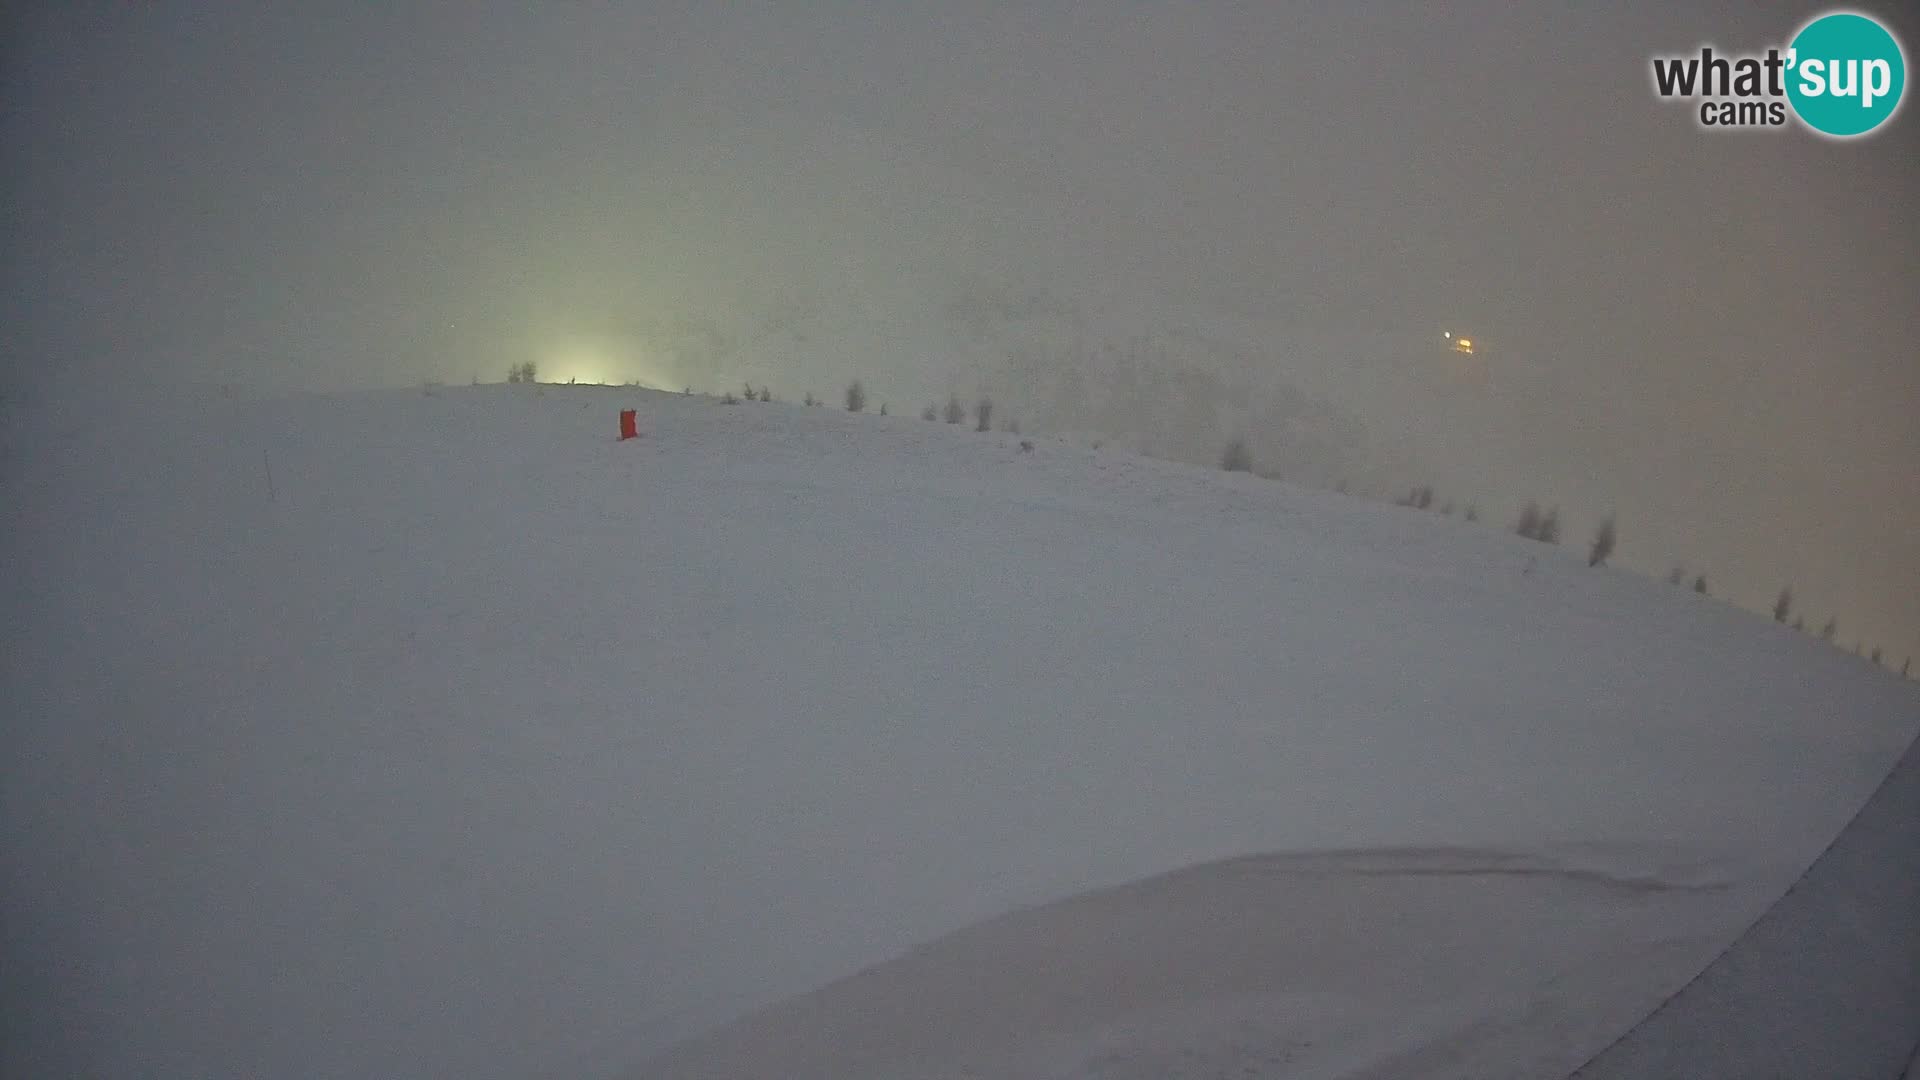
left=4, top=2, right=1916, bottom=661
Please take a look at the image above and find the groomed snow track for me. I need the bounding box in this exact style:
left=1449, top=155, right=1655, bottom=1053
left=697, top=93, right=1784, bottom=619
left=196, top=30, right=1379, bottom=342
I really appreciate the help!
left=1569, top=726, right=1920, bottom=1080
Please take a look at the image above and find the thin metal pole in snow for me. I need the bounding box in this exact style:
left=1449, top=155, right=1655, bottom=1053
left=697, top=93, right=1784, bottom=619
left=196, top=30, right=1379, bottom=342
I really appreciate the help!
left=263, top=449, right=276, bottom=502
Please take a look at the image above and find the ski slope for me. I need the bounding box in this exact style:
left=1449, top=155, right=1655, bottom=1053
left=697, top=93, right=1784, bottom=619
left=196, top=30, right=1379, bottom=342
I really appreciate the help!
left=3, top=382, right=1914, bottom=1079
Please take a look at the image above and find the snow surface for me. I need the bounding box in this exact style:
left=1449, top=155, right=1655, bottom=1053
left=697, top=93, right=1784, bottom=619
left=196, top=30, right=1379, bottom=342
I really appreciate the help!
left=3, top=382, right=1915, bottom=1079
left=640, top=846, right=1743, bottom=1080
left=1569, top=727, right=1920, bottom=1080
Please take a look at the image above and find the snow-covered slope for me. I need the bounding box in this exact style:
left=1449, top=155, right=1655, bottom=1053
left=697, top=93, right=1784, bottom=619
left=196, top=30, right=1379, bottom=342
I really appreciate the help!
left=3, top=383, right=1914, bottom=1079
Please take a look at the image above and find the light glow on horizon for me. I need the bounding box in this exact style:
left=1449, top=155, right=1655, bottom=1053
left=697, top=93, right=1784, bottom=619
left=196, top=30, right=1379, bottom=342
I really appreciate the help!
left=540, top=337, right=665, bottom=388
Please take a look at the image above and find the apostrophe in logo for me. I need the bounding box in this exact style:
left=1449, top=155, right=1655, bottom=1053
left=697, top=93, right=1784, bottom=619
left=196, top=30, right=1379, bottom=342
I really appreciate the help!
left=1649, top=10, right=1906, bottom=138
left=1786, top=12, right=1906, bottom=137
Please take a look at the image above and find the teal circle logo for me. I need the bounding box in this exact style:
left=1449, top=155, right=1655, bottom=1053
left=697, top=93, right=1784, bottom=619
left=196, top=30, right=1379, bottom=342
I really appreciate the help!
left=1786, top=12, right=1906, bottom=137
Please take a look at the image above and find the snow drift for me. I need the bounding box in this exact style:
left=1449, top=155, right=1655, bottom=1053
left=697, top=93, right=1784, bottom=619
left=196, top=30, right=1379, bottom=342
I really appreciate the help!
left=3, top=382, right=1914, bottom=1079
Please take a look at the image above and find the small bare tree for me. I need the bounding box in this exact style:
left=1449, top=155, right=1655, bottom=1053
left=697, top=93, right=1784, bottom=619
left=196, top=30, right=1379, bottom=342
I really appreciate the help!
left=1220, top=437, right=1253, bottom=473
left=1667, top=565, right=1686, bottom=586
left=944, top=394, right=966, bottom=424
left=845, top=380, right=866, bottom=413
left=1772, top=587, right=1793, bottom=623
left=1587, top=515, right=1616, bottom=567
left=921, top=403, right=938, bottom=421
left=1820, top=617, right=1838, bottom=642
left=803, top=390, right=818, bottom=407
left=1515, top=502, right=1542, bottom=540
left=975, top=397, right=993, bottom=432
left=1537, top=507, right=1562, bottom=545
left=1692, top=573, right=1708, bottom=595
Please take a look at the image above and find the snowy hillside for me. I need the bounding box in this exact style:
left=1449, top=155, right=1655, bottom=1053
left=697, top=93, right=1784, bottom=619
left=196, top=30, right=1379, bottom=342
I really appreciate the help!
left=3, top=383, right=1914, bottom=1079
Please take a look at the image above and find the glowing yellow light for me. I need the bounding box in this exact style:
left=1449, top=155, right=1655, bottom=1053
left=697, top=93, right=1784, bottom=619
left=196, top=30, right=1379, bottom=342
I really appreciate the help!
left=540, top=338, right=666, bottom=388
